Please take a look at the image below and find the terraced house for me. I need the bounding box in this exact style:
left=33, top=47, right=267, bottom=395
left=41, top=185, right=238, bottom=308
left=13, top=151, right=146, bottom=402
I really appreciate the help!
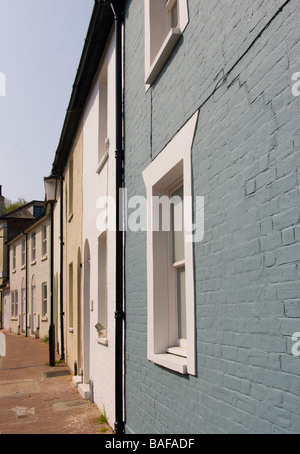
left=123, top=0, right=300, bottom=434
left=0, top=194, right=45, bottom=332
left=8, top=207, right=50, bottom=340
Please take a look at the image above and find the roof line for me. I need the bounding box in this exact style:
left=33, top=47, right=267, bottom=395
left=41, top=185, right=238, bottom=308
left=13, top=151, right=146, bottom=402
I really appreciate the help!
left=51, top=3, right=114, bottom=176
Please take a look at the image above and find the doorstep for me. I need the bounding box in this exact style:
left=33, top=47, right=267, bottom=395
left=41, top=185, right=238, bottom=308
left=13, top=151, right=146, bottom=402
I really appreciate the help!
left=78, top=383, right=91, bottom=400
left=72, top=375, right=82, bottom=387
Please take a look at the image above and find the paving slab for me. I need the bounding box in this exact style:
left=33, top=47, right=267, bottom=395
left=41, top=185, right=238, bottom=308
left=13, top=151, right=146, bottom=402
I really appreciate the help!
left=0, top=330, right=113, bottom=435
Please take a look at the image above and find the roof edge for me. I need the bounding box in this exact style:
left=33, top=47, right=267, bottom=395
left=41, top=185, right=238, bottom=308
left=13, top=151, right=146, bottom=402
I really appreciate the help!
left=51, top=3, right=114, bottom=176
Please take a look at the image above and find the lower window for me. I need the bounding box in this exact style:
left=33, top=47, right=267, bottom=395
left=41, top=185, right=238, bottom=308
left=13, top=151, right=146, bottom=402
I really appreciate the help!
left=143, top=111, right=199, bottom=375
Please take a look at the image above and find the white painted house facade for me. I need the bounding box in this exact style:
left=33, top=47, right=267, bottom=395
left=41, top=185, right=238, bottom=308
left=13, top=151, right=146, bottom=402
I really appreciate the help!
left=8, top=212, right=51, bottom=340
left=80, top=28, right=117, bottom=427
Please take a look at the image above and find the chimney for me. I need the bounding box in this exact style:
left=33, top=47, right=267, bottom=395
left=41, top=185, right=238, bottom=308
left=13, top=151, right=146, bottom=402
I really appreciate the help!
left=0, top=186, right=4, bottom=216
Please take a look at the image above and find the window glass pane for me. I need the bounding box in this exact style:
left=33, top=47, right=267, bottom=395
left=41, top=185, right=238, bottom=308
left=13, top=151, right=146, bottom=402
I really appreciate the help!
left=172, top=185, right=184, bottom=263
left=42, top=227, right=47, bottom=256
left=32, top=233, right=36, bottom=260
left=69, top=160, right=73, bottom=216
left=22, top=241, right=25, bottom=265
left=177, top=266, right=186, bottom=339
left=170, top=2, right=179, bottom=27
left=15, top=291, right=18, bottom=316
left=42, top=284, right=47, bottom=316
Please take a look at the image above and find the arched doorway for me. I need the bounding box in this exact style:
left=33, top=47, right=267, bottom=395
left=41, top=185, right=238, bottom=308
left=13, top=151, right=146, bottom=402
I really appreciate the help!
left=31, top=275, right=36, bottom=334
left=21, top=278, right=26, bottom=333
left=83, top=240, right=90, bottom=386
left=77, top=247, right=82, bottom=373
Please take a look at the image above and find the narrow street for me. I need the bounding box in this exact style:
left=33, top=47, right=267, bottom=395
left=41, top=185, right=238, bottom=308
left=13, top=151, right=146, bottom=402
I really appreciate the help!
left=0, top=330, right=113, bottom=434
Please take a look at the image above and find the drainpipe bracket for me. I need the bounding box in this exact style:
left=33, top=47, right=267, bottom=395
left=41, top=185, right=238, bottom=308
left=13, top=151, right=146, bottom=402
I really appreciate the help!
left=114, top=310, right=125, bottom=321
left=114, top=421, right=125, bottom=435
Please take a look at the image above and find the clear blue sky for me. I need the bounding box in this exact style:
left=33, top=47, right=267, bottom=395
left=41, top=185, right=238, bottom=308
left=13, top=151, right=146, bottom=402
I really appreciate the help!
left=0, top=0, right=94, bottom=203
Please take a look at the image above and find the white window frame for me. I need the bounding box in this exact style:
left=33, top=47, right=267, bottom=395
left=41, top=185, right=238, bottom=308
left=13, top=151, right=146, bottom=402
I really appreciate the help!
left=97, top=60, right=109, bottom=174
left=21, top=239, right=26, bottom=267
left=42, top=225, right=47, bottom=258
left=42, top=282, right=47, bottom=317
left=15, top=290, right=18, bottom=318
left=12, top=245, right=16, bottom=271
left=142, top=111, right=199, bottom=376
left=68, top=157, right=74, bottom=220
left=168, top=182, right=187, bottom=352
left=144, top=0, right=189, bottom=87
left=11, top=291, right=15, bottom=318
left=31, top=233, right=36, bottom=262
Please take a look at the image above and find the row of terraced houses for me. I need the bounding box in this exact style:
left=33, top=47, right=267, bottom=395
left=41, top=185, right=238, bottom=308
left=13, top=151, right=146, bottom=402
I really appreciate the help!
left=1, top=0, right=300, bottom=434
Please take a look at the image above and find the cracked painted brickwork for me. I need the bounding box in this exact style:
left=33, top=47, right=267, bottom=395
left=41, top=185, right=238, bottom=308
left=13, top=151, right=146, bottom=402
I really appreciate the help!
left=124, top=0, right=300, bottom=433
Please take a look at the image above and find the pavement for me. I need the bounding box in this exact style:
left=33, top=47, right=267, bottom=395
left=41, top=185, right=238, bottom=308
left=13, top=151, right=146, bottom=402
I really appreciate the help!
left=0, top=330, right=113, bottom=435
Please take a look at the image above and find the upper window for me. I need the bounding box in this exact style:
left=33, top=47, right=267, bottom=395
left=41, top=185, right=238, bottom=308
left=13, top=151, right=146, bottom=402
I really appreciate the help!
left=145, top=0, right=189, bottom=86
left=142, top=111, right=199, bottom=376
left=21, top=239, right=26, bottom=267
left=68, top=157, right=74, bottom=220
left=97, top=62, right=109, bottom=172
left=12, top=245, right=16, bottom=271
left=42, top=225, right=47, bottom=257
left=31, top=233, right=36, bottom=262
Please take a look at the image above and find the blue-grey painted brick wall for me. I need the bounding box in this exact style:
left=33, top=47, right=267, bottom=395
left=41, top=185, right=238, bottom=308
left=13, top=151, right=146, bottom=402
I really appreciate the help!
left=124, top=0, right=300, bottom=434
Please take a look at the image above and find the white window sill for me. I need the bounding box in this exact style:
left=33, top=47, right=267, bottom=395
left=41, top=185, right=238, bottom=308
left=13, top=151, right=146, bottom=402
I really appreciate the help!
left=150, top=353, right=187, bottom=375
left=145, top=28, right=181, bottom=87
left=12, top=269, right=16, bottom=274
left=31, top=260, right=36, bottom=266
left=97, top=337, right=108, bottom=346
left=68, top=327, right=74, bottom=333
left=41, top=254, right=48, bottom=262
left=68, top=213, right=73, bottom=223
left=96, top=151, right=109, bottom=174
left=21, top=265, right=25, bottom=270
left=167, top=346, right=187, bottom=358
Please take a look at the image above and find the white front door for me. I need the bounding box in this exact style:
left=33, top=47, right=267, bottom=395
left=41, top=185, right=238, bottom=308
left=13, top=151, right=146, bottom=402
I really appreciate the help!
left=21, top=289, right=26, bottom=332
left=3, top=294, right=9, bottom=330
left=31, top=286, right=36, bottom=333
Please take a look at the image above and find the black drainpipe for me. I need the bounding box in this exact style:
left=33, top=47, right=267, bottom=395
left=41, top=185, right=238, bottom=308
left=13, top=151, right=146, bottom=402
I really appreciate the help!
left=59, top=176, right=65, bottom=361
left=95, top=0, right=125, bottom=435
left=25, top=232, right=28, bottom=337
left=114, top=0, right=125, bottom=436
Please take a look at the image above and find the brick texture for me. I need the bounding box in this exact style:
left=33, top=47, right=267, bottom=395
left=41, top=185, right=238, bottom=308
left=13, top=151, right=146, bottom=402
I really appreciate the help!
left=124, top=0, right=300, bottom=434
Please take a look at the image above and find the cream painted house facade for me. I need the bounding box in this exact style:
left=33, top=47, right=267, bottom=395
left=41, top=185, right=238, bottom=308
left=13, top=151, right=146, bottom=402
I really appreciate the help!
left=8, top=211, right=51, bottom=340
left=64, top=128, right=83, bottom=375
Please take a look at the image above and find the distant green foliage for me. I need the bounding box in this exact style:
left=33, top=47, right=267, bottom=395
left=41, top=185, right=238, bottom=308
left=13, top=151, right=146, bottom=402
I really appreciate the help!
left=3, top=198, right=27, bottom=214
